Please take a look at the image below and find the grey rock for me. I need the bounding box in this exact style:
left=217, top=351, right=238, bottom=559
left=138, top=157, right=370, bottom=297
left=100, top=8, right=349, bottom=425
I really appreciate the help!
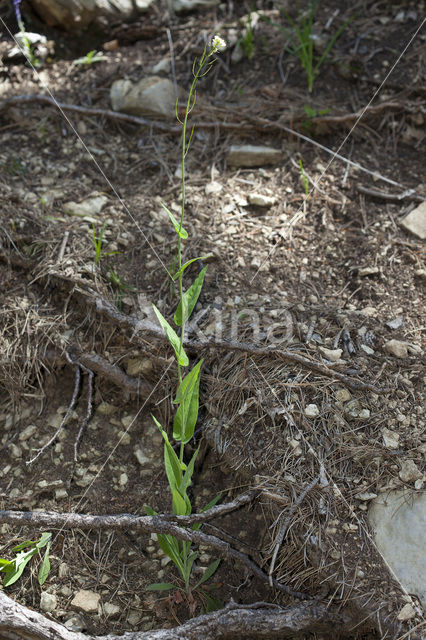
left=305, top=404, right=319, bottom=418
left=399, top=460, right=423, bottom=484
left=71, top=589, right=100, bottom=613
left=64, top=194, right=108, bottom=218
left=110, top=77, right=178, bottom=119
left=40, top=591, right=57, bottom=613
left=29, top=0, right=154, bottom=31
left=172, top=0, right=219, bottom=12
left=386, top=316, right=403, bottom=330
left=400, top=201, right=426, bottom=240
left=248, top=192, right=276, bottom=207
left=19, top=424, right=37, bottom=441
left=64, top=614, right=85, bottom=632
left=369, top=490, right=426, bottom=605
left=227, top=145, right=282, bottom=167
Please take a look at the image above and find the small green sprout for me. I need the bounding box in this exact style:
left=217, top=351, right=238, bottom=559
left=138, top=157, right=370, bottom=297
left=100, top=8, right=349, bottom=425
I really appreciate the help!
left=91, top=222, right=121, bottom=265
left=262, top=1, right=354, bottom=92
left=73, top=50, right=107, bottom=66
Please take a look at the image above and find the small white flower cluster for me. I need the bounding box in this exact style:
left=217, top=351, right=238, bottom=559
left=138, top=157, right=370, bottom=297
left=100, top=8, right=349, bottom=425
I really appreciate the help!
left=211, top=35, right=226, bottom=53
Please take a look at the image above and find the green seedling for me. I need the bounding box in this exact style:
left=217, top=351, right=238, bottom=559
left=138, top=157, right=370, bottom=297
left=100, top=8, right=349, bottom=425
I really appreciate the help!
left=145, top=35, right=226, bottom=602
left=0, top=532, right=51, bottom=587
left=299, top=157, right=309, bottom=197
left=237, top=10, right=256, bottom=60
left=109, top=267, right=135, bottom=309
left=302, top=104, right=330, bottom=133
left=263, top=1, right=353, bottom=92
left=91, top=222, right=120, bottom=265
left=73, top=50, right=107, bottom=66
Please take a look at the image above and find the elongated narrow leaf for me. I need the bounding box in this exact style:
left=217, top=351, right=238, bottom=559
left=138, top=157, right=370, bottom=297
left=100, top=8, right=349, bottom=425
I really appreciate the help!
left=3, top=554, right=33, bottom=587
left=180, top=446, right=199, bottom=499
left=152, top=305, right=188, bottom=366
left=38, top=542, right=51, bottom=585
left=160, top=202, right=188, bottom=239
left=0, top=559, right=13, bottom=571
left=174, top=267, right=207, bottom=326
left=172, top=256, right=212, bottom=280
left=173, top=360, right=203, bottom=443
left=194, top=559, right=221, bottom=590
left=157, top=533, right=184, bottom=571
left=146, top=583, right=177, bottom=591
left=192, top=493, right=222, bottom=531
left=12, top=540, right=36, bottom=553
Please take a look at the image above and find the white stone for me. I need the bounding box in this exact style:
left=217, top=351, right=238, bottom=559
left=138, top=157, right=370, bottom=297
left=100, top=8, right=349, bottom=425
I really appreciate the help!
left=104, top=602, right=121, bottom=618
left=248, top=193, right=276, bottom=207
left=173, top=0, right=219, bottom=12
left=384, top=339, right=408, bottom=358
left=134, top=448, right=150, bottom=466
left=205, top=181, right=223, bottom=195
left=64, top=614, right=84, bottom=632
left=64, top=195, right=108, bottom=218
left=400, top=201, right=426, bottom=240
left=305, top=404, right=319, bottom=418
left=355, top=491, right=377, bottom=501
left=397, top=603, right=416, bottom=621
left=399, top=460, right=422, bottom=484
left=369, top=490, right=426, bottom=606
left=19, top=425, right=37, bottom=441
left=334, top=388, right=351, bottom=403
left=119, top=472, right=128, bottom=486
left=382, top=428, right=400, bottom=450
left=110, top=77, right=178, bottom=119
left=40, top=592, right=57, bottom=613
left=71, top=589, right=101, bottom=613
left=360, top=344, right=375, bottom=355
left=227, top=145, right=282, bottom=167
left=358, top=266, right=379, bottom=276
left=319, top=347, right=342, bottom=362
left=96, top=402, right=117, bottom=415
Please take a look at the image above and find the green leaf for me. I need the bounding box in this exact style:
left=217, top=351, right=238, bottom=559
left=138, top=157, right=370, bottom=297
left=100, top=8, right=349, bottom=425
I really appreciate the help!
left=146, top=582, right=177, bottom=591
left=0, top=559, right=13, bottom=570
left=174, top=267, right=207, bottom=326
left=172, top=256, right=212, bottom=280
left=194, top=559, right=220, bottom=590
left=157, top=533, right=184, bottom=571
left=161, top=202, right=188, bottom=239
left=152, top=305, right=188, bottom=366
left=180, top=446, right=199, bottom=498
left=173, top=360, right=203, bottom=443
left=38, top=542, right=51, bottom=585
left=203, top=593, right=223, bottom=612
left=13, top=540, right=36, bottom=553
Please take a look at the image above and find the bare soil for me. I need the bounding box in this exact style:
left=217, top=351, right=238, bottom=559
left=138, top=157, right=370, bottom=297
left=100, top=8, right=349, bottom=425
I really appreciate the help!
left=0, top=1, right=425, bottom=638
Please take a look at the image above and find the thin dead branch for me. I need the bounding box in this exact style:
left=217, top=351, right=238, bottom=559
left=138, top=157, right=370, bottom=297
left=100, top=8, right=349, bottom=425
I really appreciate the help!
left=0, top=504, right=310, bottom=599
left=86, top=291, right=392, bottom=394
left=0, top=591, right=364, bottom=640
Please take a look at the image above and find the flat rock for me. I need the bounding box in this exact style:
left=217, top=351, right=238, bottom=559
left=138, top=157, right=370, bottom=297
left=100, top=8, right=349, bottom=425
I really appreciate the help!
left=399, top=459, right=423, bottom=484
left=71, top=589, right=100, bottom=613
left=400, top=201, right=426, bottom=239
left=227, top=145, right=282, bottom=167
left=172, top=0, right=219, bottom=12
left=382, top=427, right=400, bottom=450
left=383, top=339, right=422, bottom=358
left=64, top=194, right=108, bottom=218
left=248, top=192, right=276, bottom=207
left=305, top=404, right=319, bottom=418
left=319, top=346, right=342, bottom=362
left=369, top=490, right=426, bottom=606
left=28, top=0, right=154, bottom=31
left=40, top=592, right=57, bottom=613
left=110, top=77, right=178, bottom=118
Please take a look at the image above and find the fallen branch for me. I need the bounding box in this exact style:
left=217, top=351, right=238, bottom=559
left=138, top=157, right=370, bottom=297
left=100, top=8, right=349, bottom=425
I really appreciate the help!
left=0, top=504, right=309, bottom=600
left=1, top=93, right=423, bottom=193
left=0, top=591, right=363, bottom=640
left=86, top=290, right=392, bottom=394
